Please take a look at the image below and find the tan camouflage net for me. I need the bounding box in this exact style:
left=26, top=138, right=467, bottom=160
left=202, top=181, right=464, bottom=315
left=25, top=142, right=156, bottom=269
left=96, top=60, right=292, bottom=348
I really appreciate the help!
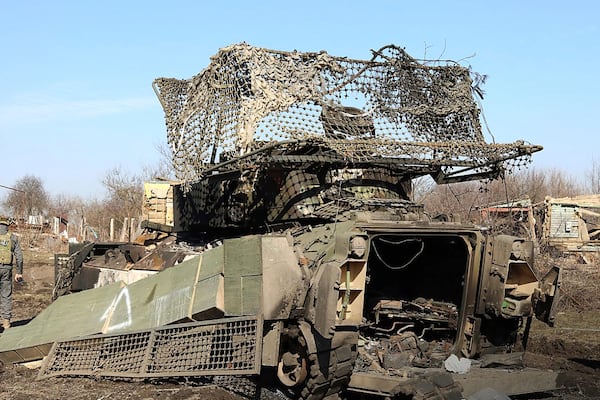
left=153, top=43, right=539, bottom=183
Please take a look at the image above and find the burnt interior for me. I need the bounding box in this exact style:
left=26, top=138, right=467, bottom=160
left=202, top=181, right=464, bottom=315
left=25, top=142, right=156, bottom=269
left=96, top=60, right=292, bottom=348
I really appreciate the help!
left=366, top=234, right=467, bottom=308
left=359, top=234, right=469, bottom=370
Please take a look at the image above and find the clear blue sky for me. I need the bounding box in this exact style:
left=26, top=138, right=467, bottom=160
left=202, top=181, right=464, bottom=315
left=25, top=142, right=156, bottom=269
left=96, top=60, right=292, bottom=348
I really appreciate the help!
left=1, top=0, right=598, bottom=199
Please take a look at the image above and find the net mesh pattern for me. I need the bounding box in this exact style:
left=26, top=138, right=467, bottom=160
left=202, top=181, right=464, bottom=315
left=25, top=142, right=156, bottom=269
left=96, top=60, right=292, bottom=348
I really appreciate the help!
left=38, top=317, right=261, bottom=379
left=153, top=43, right=537, bottom=183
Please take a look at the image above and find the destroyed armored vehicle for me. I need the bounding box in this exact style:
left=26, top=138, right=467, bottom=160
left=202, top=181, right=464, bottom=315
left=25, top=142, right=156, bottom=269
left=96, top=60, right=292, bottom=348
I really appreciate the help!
left=0, top=44, right=561, bottom=398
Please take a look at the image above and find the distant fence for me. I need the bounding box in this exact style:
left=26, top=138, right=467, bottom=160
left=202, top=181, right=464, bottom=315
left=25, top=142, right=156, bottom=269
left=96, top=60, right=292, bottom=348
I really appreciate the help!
left=76, top=217, right=140, bottom=243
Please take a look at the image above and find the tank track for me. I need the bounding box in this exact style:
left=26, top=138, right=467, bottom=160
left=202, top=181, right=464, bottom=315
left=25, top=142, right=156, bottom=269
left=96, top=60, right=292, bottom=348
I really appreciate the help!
left=214, top=339, right=461, bottom=400
left=300, top=342, right=357, bottom=400
left=208, top=356, right=462, bottom=400
left=212, top=343, right=356, bottom=400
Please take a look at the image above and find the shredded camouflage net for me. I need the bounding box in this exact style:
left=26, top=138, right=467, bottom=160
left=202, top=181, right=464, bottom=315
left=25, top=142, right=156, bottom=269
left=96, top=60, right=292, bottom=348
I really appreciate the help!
left=153, top=43, right=539, bottom=183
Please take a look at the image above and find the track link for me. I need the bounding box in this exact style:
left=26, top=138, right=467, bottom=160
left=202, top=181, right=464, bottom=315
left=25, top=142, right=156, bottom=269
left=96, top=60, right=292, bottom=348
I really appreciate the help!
left=300, top=341, right=357, bottom=400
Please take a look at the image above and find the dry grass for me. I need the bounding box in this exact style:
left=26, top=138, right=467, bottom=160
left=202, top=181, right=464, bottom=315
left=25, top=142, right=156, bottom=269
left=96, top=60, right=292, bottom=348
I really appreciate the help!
left=536, top=253, right=600, bottom=312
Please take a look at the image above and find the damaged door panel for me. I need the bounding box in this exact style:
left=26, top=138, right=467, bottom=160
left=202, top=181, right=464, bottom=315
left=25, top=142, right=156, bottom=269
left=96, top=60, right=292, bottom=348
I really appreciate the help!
left=475, top=234, right=561, bottom=360
left=478, top=235, right=537, bottom=319
left=533, top=266, right=562, bottom=326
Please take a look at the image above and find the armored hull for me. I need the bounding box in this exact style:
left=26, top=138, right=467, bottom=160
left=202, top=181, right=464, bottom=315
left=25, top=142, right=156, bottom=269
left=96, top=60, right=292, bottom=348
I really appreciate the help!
left=0, top=43, right=559, bottom=398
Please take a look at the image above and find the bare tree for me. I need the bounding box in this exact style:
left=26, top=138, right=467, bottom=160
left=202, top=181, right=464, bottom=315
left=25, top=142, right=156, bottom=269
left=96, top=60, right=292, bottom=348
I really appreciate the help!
left=101, top=167, right=145, bottom=224
left=483, top=167, right=583, bottom=204
left=412, top=176, right=436, bottom=203
left=153, top=141, right=177, bottom=181
left=48, top=193, right=81, bottom=218
left=544, top=168, right=583, bottom=198
left=509, top=168, right=548, bottom=203
left=78, top=198, right=110, bottom=240
left=82, top=161, right=175, bottom=240
left=586, top=158, right=600, bottom=194
left=416, top=165, right=585, bottom=225
left=47, top=193, right=86, bottom=236
left=420, top=180, right=482, bottom=221
left=2, top=175, right=49, bottom=219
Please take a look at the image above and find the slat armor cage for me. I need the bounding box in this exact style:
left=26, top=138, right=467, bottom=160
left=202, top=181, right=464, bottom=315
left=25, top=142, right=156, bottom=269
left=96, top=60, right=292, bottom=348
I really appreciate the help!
left=38, top=316, right=262, bottom=379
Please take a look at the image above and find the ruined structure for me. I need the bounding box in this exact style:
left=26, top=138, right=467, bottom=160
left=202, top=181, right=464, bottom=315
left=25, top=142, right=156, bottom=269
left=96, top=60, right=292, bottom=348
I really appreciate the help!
left=0, top=44, right=562, bottom=398
left=478, top=197, right=536, bottom=240
left=540, top=195, right=600, bottom=257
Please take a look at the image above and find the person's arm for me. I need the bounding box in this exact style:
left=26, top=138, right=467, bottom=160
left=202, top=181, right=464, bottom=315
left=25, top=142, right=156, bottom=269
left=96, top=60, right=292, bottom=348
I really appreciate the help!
left=12, top=234, right=23, bottom=280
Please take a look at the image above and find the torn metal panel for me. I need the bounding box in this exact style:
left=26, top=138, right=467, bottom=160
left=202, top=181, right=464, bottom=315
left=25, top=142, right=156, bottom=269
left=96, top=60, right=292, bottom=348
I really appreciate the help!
left=38, top=316, right=262, bottom=380
left=0, top=249, right=227, bottom=363
left=349, top=368, right=562, bottom=397
left=453, top=367, right=563, bottom=397
left=0, top=283, right=126, bottom=363
left=75, top=266, right=157, bottom=288
left=347, top=372, right=407, bottom=396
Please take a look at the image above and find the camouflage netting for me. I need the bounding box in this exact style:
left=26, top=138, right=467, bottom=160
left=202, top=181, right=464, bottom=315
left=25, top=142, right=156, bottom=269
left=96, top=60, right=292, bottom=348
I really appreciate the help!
left=153, top=43, right=540, bottom=183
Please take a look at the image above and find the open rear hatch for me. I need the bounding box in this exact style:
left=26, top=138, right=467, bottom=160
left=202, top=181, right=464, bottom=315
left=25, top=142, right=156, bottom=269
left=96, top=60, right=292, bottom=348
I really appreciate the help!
left=360, top=233, right=472, bottom=369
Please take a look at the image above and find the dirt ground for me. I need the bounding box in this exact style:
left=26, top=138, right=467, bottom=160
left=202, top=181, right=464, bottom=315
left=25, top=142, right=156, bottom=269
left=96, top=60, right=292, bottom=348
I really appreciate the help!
left=0, top=248, right=599, bottom=399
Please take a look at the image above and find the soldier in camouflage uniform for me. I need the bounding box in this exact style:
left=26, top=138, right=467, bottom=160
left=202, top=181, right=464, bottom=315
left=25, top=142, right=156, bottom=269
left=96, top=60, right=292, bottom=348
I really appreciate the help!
left=0, top=217, right=23, bottom=330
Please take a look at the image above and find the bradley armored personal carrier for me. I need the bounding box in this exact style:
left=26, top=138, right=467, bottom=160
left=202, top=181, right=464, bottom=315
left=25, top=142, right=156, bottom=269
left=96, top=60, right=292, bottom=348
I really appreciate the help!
left=0, top=44, right=561, bottom=399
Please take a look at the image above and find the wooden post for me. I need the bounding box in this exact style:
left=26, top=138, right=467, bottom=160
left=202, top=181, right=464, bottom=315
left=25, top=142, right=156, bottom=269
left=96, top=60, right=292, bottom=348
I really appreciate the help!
left=120, top=217, right=128, bottom=242
left=109, top=218, right=115, bottom=241
left=129, top=218, right=135, bottom=242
